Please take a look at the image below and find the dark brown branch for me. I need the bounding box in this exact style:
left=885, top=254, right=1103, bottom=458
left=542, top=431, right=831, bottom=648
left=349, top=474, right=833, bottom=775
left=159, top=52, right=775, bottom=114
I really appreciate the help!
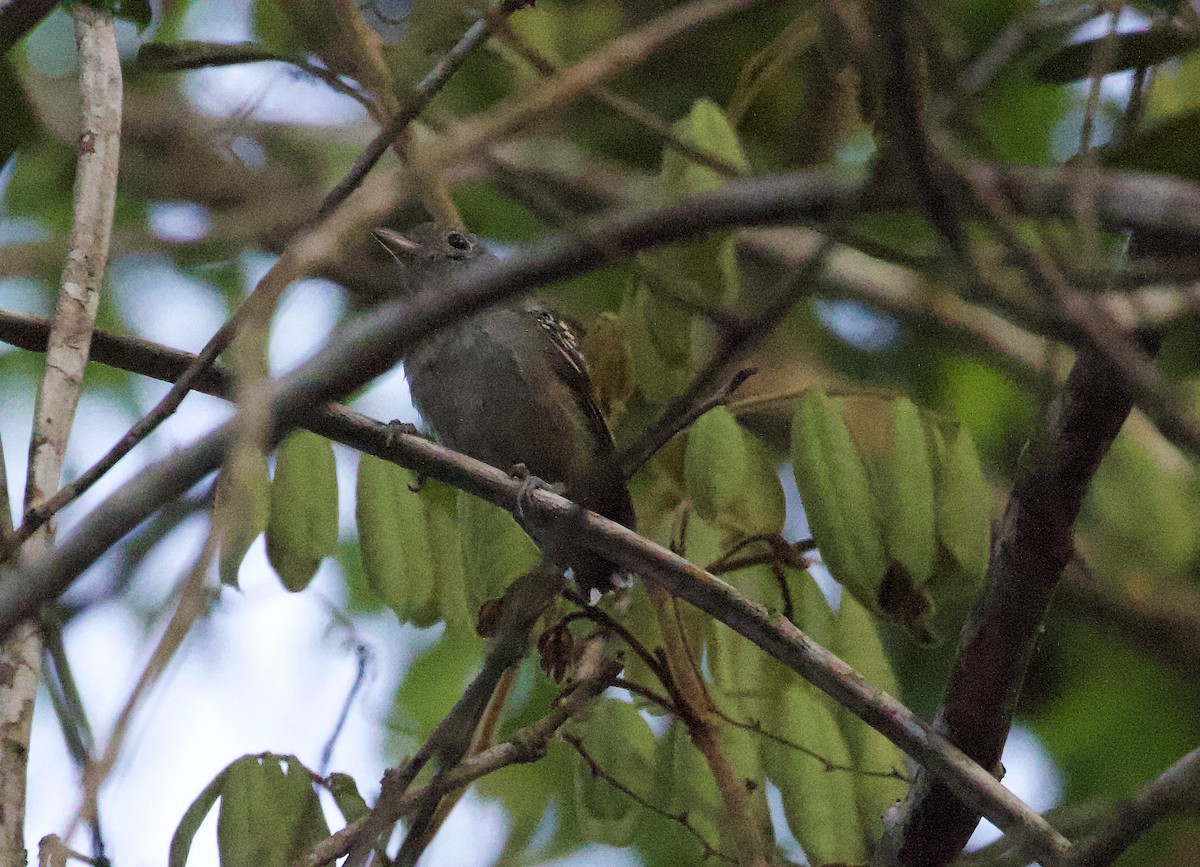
left=1068, top=745, right=1200, bottom=867
left=867, top=0, right=969, bottom=258
left=0, top=0, right=57, bottom=56
left=880, top=344, right=1141, bottom=866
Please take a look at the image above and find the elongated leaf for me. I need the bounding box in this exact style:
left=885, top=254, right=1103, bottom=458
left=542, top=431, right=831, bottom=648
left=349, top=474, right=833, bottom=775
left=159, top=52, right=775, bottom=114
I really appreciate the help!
left=267, top=431, right=339, bottom=591
left=881, top=398, right=936, bottom=587
left=169, top=767, right=229, bottom=867
left=764, top=683, right=867, bottom=865
left=571, top=698, right=656, bottom=847
left=791, top=390, right=888, bottom=605
left=217, top=449, right=271, bottom=587
left=457, top=490, right=540, bottom=618
left=355, top=456, right=440, bottom=626
left=217, top=755, right=328, bottom=867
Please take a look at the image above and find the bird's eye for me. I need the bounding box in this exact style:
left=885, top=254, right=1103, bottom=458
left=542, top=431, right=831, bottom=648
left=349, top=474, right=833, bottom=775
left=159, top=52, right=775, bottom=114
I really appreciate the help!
left=446, top=232, right=471, bottom=251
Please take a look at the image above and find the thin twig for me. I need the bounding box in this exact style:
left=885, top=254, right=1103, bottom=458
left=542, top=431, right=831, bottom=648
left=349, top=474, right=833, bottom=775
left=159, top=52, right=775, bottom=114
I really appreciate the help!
left=563, top=732, right=737, bottom=863
left=619, top=234, right=840, bottom=479
left=319, top=642, right=370, bottom=776
left=711, top=707, right=909, bottom=782
left=951, top=153, right=1200, bottom=459
left=296, top=656, right=622, bottom=867
left=563, top=588, right=671, bottom=685
left=490, top=16, right=748, bottom=178
left=345, top=571, right=562, bottom=867
left=410, top=0, right=756, bottom=183
left=317, top=4, right=520, bottom=218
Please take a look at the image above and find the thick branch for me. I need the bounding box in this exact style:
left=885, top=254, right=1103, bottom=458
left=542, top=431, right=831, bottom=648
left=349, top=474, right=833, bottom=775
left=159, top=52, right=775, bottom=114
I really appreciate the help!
left=879, top=345, right=1139, bottom=866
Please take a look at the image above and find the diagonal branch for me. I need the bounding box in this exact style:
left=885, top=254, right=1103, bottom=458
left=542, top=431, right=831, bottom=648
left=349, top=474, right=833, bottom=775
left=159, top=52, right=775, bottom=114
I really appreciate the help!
left=878, top=344, right=1141, bottom=866
left=317, top=0, right=533, bottom=218
left=295, top=656, right=622, bottom=867
left=1068, top=744, right=1200, bottom=867
left=344, top=570, right=562, bottom=867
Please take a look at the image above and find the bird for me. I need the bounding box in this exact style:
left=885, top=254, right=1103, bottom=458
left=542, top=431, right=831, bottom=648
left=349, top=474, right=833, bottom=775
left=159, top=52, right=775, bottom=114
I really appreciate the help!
left=372, top=222, right=636, bottom=596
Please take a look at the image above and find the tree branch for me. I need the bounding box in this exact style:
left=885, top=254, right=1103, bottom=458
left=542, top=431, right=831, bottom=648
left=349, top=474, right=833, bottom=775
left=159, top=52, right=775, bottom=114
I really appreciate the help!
left=1068, top=745, right=1200, bottom=867
left=0, top=6, right=121, bottom=863
left=878, top=344, right=1140, bottom=866
left=296, top=656, right=623, bottom=867
left=317, top=0, right=534, bottom=218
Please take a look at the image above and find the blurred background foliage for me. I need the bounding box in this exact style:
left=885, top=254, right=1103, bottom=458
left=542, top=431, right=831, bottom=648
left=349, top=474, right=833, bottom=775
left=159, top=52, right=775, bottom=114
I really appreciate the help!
left=3, top=0, right=1200, bottom=864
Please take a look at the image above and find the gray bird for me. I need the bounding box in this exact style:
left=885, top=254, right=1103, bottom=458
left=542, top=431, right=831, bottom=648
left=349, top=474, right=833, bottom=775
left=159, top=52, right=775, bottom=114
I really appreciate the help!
left=373, top=222, right=635, bottom=595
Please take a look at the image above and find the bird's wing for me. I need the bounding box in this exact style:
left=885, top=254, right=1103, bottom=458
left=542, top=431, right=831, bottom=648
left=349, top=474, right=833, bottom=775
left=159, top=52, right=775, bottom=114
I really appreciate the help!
left=528, top=306, right=618, bottom=453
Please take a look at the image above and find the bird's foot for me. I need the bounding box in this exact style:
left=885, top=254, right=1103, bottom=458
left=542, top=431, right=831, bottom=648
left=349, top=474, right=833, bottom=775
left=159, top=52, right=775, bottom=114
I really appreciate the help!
left=383, top=419, right=421, bottom=448
left=509, top=464, right=564, bottom=523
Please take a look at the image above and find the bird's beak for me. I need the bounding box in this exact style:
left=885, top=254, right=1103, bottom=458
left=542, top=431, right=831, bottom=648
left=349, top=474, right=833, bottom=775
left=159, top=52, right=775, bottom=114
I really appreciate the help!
left=372, top=227, right=420, bottom=261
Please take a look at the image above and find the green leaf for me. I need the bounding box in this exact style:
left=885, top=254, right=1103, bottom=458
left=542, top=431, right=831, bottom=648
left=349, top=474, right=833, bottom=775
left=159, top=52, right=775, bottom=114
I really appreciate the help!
left=763, top=682, right=867, bottom=865
left=622, top=287, right=697, bottom=403
left=684, top=407, right=749, bottom=524
left=657, top=719, right=721, bottom=852
left=217, top=449, right=271, bottom=587
left=355, top=455, right=438, bottom=626
left=791, top=390, right=888, bottom=606
left=933, top=421, right=991, bottom=582
left=880, top=398, right=937, bottom=587
left=792, top=568, right=836, bottom=648
left=637, top=234, right=741, bottom=309
left=1036, top=27, right=1200, bottom=84
left=217, top=754, right=328, bottom=867
left=457, top=490, right=540, bottom=618
left=571, top=698, right=656, bottom=847
left=327, top=773, right=369, bottom=823
left=169, top=767, right=229, bottom=867
left=394, top=629, right=483, bottom=736
left=266, top=431, right=339, bottom=592
left=661, top=98, right=749, bottom=204
left=833, top=594, right=909, bottom=840
left=422, top=479, right=472, bottom=630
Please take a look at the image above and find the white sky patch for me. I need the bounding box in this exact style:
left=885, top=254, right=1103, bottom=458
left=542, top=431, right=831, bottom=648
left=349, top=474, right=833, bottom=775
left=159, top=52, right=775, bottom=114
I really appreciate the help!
left=147, top=201, right=213, bottom=244
left=967, top=724, right=1065, bottom=850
